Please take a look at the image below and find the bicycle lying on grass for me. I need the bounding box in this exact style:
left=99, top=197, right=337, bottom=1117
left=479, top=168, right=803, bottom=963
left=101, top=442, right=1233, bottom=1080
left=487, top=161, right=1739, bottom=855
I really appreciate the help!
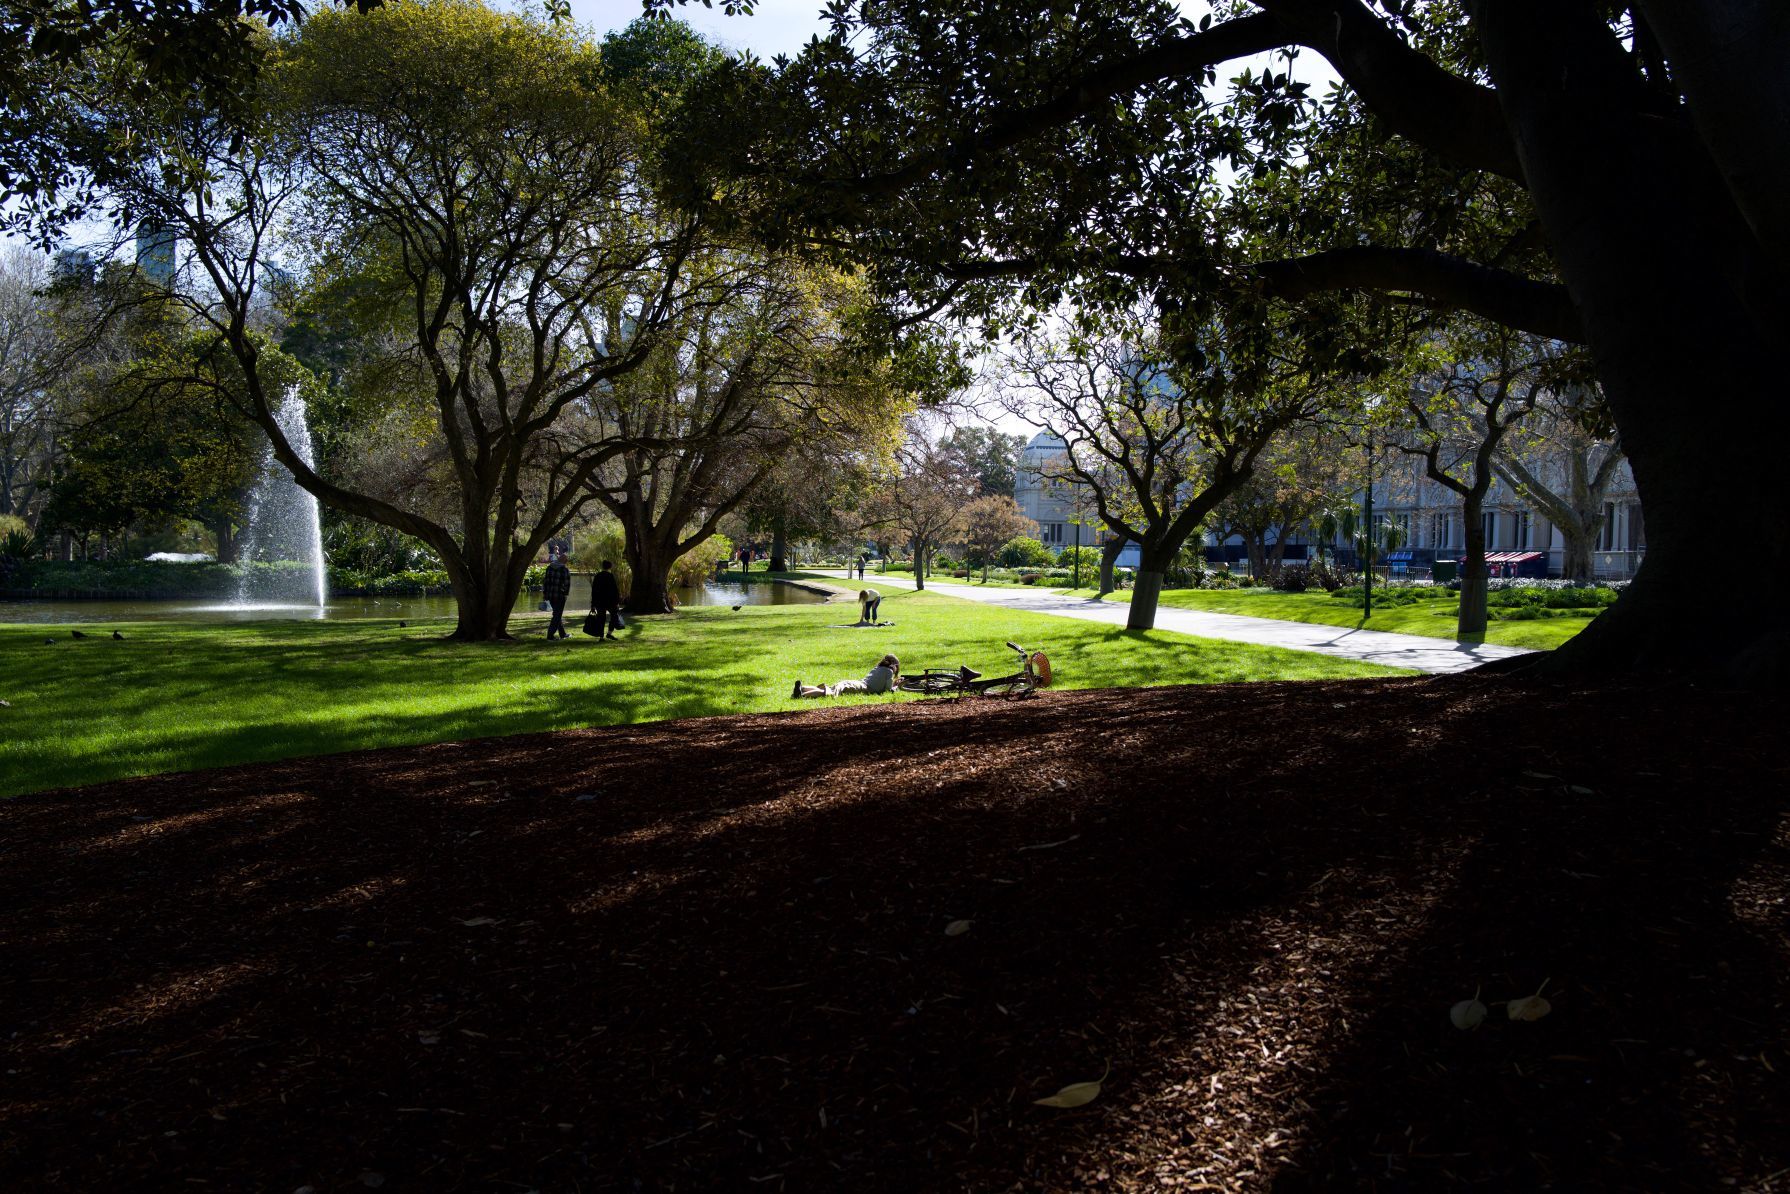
left=896, top=641, right=1052, bottom=699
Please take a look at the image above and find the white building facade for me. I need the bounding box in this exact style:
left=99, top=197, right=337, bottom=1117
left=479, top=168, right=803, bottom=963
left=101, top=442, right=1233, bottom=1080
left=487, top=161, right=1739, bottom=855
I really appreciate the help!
left=1356, top=453, right=1645, bottom=580
left=1015, top=433, right=1101, bottom=550
left=1016, top=429, right=1643, bottom=580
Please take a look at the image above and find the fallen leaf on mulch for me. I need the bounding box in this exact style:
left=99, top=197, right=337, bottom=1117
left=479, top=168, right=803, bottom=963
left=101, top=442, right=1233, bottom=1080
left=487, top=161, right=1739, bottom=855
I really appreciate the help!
left=1508, top=979, right=1553, bottom=1021
left=1450, top=987, right=1487, bottom=1030
left=1035, top=1064, right=1110, bottom=1108
left=457, top=917, right=500, bottom=927
left=944, top=920, right=972, bottom=936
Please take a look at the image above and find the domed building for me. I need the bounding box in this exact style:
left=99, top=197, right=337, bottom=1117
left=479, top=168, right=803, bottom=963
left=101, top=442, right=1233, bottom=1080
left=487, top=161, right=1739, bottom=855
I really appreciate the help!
left=1014, top=432, right=1104, bottom=553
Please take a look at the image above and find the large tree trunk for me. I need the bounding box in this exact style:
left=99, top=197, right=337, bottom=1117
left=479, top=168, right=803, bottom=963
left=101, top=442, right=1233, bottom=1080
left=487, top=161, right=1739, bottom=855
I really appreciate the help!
left=624, top=535, right=678, bottom=615
left=1477, top=3, right=1790, bottom=680
left=444, top=551, right=525, bottom=641
left=769, top=514, right=788, bottom=573
left=1098, top=536, right=1123, bottom=595
left=1127, top=543, right=1173, bottom=630
left=1244, top=531, right=1268, bottom=581
left=1558, top=525, right=1594, bottom=585
left=1457, top=505, right=1489, bottom=642
left=913, top=544, right=927, bottom=591
left=212, top=515, right=237, bottom=565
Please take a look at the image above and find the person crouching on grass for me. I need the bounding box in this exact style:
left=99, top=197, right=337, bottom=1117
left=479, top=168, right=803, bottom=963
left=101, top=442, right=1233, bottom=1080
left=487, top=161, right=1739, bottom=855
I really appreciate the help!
left=857, top=588, right=883, bottom=625
left=792, top=654, right=899, bottom=699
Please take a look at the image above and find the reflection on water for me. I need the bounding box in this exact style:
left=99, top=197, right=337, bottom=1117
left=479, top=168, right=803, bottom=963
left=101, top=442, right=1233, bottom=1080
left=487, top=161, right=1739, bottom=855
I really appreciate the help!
left=673, top=582, right=827, bottom=608
left=1, top=578, right=829, bottom=624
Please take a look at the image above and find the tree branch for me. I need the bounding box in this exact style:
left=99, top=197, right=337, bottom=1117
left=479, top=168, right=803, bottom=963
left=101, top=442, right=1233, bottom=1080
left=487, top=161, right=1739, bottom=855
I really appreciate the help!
left=826, top=13, right=1293, bottom=197
left=1254, top=0, right=1521, bottom=178
left=1256, top=247, right=1584, bottom=342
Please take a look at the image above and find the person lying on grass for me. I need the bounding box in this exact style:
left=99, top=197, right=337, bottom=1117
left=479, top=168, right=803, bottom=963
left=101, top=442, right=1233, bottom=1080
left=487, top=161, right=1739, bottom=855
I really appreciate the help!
left=792, top=654, right=900, bottom=699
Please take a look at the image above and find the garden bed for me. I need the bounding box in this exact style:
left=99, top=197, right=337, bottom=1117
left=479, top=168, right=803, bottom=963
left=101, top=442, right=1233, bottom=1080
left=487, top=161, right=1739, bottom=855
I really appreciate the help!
left=2, top=675, right=1785, bottom=1190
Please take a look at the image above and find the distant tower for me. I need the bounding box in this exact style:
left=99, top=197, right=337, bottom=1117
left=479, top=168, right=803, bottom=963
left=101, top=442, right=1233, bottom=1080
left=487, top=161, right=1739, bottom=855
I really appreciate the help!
left=134, top=221, right=175, bottom=287
left=49, top=248, right=96, bottom=288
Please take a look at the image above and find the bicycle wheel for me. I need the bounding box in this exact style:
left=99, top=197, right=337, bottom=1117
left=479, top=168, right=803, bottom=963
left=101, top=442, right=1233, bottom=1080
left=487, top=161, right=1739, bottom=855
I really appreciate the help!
left=977, top=678, right=1037, bottom=698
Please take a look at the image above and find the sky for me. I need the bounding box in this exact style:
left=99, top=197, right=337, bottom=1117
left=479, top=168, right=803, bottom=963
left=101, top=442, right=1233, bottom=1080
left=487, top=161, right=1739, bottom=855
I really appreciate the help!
left=560, top=0, right=829, bottom=59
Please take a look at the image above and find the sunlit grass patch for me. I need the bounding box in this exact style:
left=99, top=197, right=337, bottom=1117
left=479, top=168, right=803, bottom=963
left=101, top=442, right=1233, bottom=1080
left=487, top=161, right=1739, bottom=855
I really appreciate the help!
left=0, top=586, right=1408, bottom=797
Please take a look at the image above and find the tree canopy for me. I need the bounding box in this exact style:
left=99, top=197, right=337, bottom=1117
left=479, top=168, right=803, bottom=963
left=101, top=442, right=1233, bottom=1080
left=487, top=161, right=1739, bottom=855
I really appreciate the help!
left=658, top=0, right=1789, bottom=678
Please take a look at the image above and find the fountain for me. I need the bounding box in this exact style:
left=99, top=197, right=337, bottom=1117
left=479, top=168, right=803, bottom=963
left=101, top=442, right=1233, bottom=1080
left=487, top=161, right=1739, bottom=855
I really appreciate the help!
left=233, top=386, right=328, bottom=610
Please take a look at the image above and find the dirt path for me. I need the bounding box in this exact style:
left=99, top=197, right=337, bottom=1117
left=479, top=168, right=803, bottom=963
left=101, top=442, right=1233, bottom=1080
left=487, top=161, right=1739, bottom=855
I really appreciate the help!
left=3, top=678, right=1786, bottom=1191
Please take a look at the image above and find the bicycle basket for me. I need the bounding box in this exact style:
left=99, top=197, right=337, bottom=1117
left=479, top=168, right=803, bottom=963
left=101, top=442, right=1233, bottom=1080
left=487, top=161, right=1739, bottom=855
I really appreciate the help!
left=1030, top=652, right=1052, bottom=687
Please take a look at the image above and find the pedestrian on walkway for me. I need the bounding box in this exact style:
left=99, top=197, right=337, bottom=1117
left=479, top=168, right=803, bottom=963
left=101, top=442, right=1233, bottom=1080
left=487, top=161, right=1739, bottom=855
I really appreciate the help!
left=542, top=549, right=572, bottom=639
left=589, top=560, right=622, bottom=640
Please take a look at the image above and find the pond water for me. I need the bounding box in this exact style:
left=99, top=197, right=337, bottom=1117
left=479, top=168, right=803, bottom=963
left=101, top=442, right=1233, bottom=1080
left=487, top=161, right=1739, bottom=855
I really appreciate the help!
left=0, top=578, right=830, bottom=625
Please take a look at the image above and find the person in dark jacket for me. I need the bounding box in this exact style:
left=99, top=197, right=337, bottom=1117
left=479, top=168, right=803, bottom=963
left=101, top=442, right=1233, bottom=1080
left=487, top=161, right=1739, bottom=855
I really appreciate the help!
left=542, top=550, right=572, bottom=639
left=590, top=560, right=622, bottom=640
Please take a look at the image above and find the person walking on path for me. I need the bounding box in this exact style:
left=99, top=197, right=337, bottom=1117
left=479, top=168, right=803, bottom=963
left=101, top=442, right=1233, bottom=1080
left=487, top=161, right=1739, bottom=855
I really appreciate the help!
left=542, top=550, right=572, bottom=639
left=590, top=560, right=622, bottom=641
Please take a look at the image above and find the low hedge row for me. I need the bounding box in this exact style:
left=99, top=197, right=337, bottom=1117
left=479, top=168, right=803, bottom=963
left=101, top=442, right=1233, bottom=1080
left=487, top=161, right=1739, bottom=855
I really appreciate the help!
left=1327, top=580, right=1623, bottom=613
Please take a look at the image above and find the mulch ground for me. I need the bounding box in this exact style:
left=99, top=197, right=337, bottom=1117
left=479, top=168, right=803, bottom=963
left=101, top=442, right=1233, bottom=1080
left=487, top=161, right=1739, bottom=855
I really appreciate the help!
left=2, top=675, right=1787, bottom=1192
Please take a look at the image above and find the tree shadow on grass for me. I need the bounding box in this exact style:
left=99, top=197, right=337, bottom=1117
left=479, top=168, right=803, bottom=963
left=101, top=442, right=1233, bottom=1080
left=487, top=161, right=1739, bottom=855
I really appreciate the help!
left=4, top=601, right=1337, bottom=797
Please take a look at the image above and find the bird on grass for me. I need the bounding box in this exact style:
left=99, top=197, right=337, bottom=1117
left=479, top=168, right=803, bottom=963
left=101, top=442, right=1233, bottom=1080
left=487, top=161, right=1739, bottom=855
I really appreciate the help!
left=41, top=638, right=55, bottom=645
left=70, top=629, right=88, bottom=639
left=398, top=620, right=407, bottom=628
left=112, top=630, right=124, bottom=640
left=731, top=604, right=742, bottom=611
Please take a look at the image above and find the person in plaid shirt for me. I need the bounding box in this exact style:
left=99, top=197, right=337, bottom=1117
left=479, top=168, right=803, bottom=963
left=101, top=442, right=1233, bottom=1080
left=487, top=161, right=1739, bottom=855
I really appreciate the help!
left=542, top=549, right=572, bottom=639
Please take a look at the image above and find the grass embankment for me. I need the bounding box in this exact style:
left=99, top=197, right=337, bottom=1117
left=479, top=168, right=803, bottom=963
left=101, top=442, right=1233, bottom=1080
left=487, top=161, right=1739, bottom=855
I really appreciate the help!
left=0, top=583, right=1407, bottom=798
left=1104, top=587, right=1594, bottom=650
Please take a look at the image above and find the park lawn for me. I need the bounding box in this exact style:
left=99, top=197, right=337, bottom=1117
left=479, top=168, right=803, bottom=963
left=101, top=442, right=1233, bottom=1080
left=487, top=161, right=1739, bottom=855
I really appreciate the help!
left=818, top=571, right=1087, bottom=595
left=928, top=576, right=1089, bottom=593
left=0, top=586, right=1408, bottom=798
left=1102, top=587, right=1595, bottom=650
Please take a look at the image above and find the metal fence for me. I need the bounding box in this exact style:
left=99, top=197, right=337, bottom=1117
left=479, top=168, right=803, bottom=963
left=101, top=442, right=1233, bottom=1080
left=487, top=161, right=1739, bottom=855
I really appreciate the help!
left=1592, top=550, right=1645, bottom=581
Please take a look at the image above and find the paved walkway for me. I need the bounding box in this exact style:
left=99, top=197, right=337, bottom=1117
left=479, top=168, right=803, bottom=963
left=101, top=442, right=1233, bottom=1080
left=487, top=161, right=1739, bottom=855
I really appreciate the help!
left=818, top=571, right=1532, bottom=675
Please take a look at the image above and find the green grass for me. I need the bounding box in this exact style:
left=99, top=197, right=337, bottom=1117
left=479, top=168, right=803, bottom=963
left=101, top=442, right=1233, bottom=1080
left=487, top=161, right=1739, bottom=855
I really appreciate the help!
left=0, top=584, right=1408, bottom=798
left=1102, top=587, right=1595, bottom=650
left=817, top=570, right=1085, bottom=594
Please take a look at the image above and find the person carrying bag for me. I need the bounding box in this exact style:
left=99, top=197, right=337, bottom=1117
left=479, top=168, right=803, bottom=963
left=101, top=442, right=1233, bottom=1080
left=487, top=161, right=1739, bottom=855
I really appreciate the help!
left=586, top=560, right=623, bottom=640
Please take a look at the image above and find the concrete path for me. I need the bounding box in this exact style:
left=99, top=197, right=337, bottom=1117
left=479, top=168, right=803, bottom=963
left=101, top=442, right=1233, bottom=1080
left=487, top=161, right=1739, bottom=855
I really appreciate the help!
left=817, top=570, right=1532, bottom=675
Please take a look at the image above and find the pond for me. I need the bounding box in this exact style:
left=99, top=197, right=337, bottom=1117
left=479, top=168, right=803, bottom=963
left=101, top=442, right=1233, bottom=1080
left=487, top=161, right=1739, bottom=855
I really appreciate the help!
left=0, top=578, right=831, bottom=624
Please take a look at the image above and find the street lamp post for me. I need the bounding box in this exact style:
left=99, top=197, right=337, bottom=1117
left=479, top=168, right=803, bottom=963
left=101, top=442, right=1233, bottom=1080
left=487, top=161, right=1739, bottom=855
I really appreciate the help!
left=1362, top=441, right=1374, bottom=618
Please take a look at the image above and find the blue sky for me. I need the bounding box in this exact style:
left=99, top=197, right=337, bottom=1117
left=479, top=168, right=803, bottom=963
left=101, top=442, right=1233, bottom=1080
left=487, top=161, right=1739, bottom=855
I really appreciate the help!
left=561, top=0, right=828, bottom=59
